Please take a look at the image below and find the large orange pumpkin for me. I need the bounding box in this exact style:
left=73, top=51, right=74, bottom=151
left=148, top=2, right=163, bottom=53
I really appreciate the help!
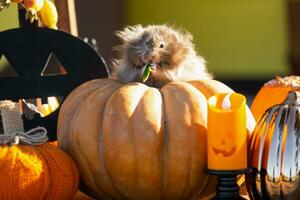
left=251, top=76, right=300, bottom=121
left=57, top=78, right=255, bottom=200
left=0, top=143, right=79, bottom=200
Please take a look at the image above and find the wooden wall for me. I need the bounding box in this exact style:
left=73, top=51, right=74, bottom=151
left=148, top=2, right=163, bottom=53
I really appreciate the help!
left=74, top=0, right=124, bottom=62
left=287, top=1, right=300, bottom=74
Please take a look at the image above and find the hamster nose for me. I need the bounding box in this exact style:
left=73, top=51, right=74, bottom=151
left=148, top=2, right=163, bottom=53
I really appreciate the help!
left=143, top=52, right=157, bottom=63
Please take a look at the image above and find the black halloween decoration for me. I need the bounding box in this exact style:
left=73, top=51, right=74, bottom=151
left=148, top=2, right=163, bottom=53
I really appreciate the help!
left=0, top=27, right=108, bottom=140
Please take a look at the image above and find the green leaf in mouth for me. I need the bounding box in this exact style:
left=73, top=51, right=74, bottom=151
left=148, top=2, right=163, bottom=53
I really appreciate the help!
left=142, top=63, right=153, bottom=83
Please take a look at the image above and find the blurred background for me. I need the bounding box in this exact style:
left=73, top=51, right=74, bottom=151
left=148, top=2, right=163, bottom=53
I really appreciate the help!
left=0, top=0, right=299, bottom=100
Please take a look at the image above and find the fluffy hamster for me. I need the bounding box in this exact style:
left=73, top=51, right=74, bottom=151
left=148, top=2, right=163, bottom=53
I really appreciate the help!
left=110, top=24, right=212, bottom=88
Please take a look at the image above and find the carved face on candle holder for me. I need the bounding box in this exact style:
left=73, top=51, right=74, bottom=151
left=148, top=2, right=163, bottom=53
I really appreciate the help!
left=212, top=131, right=237, bottom=157
left=207, top=93, right=248, bottom=170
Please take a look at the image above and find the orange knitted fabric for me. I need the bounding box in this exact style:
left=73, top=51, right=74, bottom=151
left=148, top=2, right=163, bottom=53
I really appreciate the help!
left=0, top=143, right=79, bottom=200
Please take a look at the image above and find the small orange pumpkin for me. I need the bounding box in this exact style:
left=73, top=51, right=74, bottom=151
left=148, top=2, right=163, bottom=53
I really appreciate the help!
left=57, top=78, right=255, bottom=200
left=251, top=76, right=300, bottom=121
left=0, top=100, right=79, bottom=200
left=0, top=143, right=79, bottom=200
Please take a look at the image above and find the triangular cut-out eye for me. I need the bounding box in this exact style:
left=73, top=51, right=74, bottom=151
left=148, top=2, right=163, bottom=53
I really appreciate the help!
left=41, top=53, right=68, bottom=76
left=0, top=55, right=19, bottom=77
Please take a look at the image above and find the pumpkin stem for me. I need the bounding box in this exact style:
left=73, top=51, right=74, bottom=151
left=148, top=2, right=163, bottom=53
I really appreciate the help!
left=266, top=76, right=300, bottom=89
left=283, top=90, right=300, bottom=105
left=0, top=101, right=48, bottom=145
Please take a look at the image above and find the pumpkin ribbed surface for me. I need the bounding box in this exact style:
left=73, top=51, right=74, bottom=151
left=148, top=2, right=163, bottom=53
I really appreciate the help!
left=58, top=78, right=255, bottom=200
left=248, top=91, right=300, bottom=199
left=0, top=143, right=79, bottom=200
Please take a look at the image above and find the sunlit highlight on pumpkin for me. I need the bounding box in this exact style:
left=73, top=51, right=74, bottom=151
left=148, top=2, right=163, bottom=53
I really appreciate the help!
left=0, top=144, right=79, bottom=200
left=57, top=78, right=256, bottom=200
left=0, top=145, right=45, bottom=198
left=12, top=147, right=44, bottom=189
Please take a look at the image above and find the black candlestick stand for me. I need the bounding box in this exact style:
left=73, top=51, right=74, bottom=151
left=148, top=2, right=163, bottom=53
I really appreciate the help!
left=207, top=168, right=252, bottom=200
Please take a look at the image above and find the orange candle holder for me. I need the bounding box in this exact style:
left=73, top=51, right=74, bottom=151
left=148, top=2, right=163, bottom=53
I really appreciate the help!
left=207, top=93, right=251, bottom=200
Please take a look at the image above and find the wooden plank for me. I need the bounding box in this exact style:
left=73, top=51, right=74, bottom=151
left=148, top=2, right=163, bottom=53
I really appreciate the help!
left=75, top=0, right=125, bottom=61
left=287, top=1, right=300, bottom=74
left=54, top=0, right=78, bottom=36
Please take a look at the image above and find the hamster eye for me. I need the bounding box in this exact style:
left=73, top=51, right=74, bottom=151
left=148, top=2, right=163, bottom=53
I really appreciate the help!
left=159, top=43, right=164, bottom=48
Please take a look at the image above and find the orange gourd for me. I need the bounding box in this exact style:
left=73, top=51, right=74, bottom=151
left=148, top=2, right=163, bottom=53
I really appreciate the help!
left=57, top=78, right=255, bottom=200
left=0, top=143, right=79, bottom=200
left=0, top=100, right=79, bottom=200
left=251, top=76, right=300, bottom=121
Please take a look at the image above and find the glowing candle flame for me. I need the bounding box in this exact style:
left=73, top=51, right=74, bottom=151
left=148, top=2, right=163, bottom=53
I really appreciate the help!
left=222, top=93, right=232, bottom=110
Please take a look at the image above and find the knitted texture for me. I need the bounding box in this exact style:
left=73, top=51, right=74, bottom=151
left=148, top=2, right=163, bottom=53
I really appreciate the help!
left=0, top=100, right=79, bottom=200
left=0, top=143, right=79, bottom=200
left=0, top=100, right=24, bottom=134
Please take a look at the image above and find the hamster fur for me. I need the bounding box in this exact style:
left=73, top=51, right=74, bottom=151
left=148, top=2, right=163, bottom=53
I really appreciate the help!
left=110, top=24, right=212, bottom=88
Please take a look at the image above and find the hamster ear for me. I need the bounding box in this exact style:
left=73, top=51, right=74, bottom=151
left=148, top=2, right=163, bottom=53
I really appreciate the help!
left=180, top=29, right=193, bottom=42
left=184, top=31, right=193, bottom=42
left=115, top=25, right=145, bottom=42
